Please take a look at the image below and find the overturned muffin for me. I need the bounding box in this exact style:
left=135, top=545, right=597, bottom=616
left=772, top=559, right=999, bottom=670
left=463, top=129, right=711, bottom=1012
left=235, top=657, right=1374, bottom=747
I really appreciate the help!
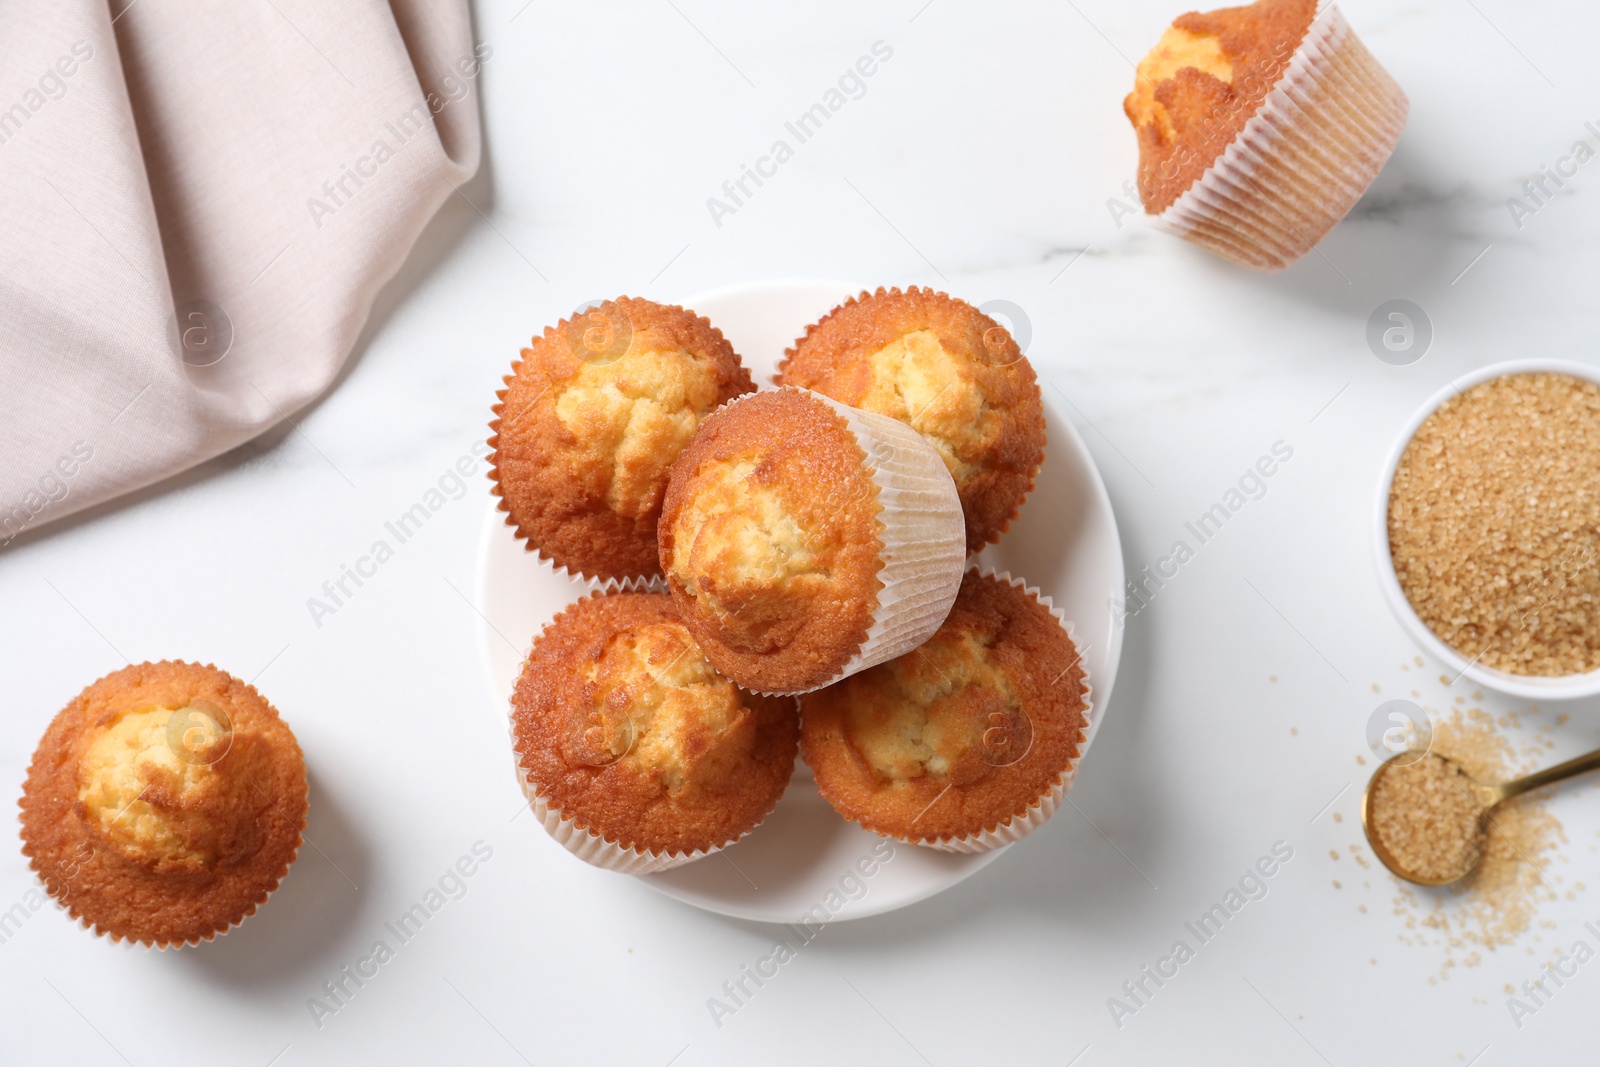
left=1123, top=0, right=1407, bottom=271
left=19, top=661, right=307, bottom=946
left=801, top=571, right=1089, bottom=851
left=510, top=591, right=799, bottom=872
left=659, top=388, right=965, bottom=695
left=490, top=297, right=755, bottom=583
left=779, top=287, right=1045, bottom=553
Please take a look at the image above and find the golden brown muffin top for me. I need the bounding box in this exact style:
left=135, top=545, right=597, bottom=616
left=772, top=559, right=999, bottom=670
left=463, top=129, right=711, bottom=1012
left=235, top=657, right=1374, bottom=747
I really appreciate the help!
left=659, top=388, right=886, bottom=694
left=1124, top=0, right=1317, bottom=213
left=778, top=287, right=1045, bottom=553
left=511, top=592, right=799, bottom=854
left=801, top=572, right=1087, bottom=844
left=19, top=661, right=307, bottom=947
left=490, top=297, right=755, bottom=582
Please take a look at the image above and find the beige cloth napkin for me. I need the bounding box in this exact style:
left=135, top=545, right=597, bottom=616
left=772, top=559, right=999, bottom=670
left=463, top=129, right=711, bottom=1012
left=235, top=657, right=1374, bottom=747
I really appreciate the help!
left=1, top=1, right=483, bottom=545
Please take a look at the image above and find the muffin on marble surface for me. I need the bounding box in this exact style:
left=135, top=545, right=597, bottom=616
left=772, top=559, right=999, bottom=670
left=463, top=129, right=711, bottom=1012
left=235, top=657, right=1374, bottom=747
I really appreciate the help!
left=778, top=287, right=1045, bottom=554
left=510, top=590, right=799, bottom=873
left=1124, top=0, right=1407, bottom=271
left=801, top=570, right=1089, bottom=852
left=19, top=661, right=307, bottom=947
left=658, top=387, right=965, bottom=696
left=490, top=297, right=755, bottom=584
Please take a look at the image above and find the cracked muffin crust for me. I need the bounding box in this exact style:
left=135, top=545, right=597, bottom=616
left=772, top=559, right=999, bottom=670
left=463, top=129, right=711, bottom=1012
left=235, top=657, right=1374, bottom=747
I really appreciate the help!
left=510, top=591, right=798, bottom=860
left=801, top=571, right=1087, bottom=848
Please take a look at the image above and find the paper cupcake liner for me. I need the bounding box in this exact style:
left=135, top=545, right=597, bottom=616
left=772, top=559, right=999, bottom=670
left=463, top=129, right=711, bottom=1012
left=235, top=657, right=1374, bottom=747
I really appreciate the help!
left=512, top=758, right=729, bottom=874
left=506, top=592, right=786, bottom=874
left=904, top=568, right=1094, bottom=854
left=148, top=803, right=306, bottom=949
left=771, top=391, right=967, bottom=695
left=538, top=563, right=665, bottom=597
left=30, top=779, right=307, bottom=950
left=509, top=728, right=784, bottom=875
left=1151, top=3, right=1408, bottom=272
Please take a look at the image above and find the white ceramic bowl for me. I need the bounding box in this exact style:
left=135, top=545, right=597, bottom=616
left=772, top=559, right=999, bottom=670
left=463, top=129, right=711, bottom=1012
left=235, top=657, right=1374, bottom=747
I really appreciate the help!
left=1373, top=358, right=1600, bottom=701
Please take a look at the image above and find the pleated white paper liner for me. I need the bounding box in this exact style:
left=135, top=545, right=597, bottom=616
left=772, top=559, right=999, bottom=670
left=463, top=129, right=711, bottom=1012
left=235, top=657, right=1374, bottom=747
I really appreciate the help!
left=506, top=589, right=797, bottom=874
left=694, top=388, right=965, bottom=697
left=1150, top=2, right=1409, bottom=272
left=898, top=568, right=1093, bottom=854
left=49, top=776, right=308, bottom=949
left=814, top=393, right=968, bottom=689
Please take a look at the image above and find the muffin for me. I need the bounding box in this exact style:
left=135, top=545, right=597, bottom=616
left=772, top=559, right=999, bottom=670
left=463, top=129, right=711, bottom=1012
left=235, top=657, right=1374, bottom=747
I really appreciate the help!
left=18, top=661, right=308, bottom=946
left=658, top=387, right=966, bottom=695
left=510, top=590, right=799, bottom=873
left=801, top=570, right=1090, bottom=852
left=778, top=287, right=1045, bottom=553
left=490, top=297, right=755, bottom=584
left=1124, top=0, right=1407, bottom=271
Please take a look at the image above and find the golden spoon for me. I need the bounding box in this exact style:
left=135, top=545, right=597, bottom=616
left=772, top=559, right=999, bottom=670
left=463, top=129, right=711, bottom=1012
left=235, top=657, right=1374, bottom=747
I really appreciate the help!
left=1361, top=746, right=1600, bottom=886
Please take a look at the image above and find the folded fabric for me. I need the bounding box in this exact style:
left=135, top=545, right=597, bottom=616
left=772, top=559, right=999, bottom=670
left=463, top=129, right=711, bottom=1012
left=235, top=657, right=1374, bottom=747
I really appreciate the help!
left=0, top=0, right=483, bottom=545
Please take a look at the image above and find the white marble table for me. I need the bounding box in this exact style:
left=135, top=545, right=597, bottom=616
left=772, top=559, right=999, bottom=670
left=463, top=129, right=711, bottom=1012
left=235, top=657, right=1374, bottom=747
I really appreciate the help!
left=4, top=1, right=1599, bottom=1063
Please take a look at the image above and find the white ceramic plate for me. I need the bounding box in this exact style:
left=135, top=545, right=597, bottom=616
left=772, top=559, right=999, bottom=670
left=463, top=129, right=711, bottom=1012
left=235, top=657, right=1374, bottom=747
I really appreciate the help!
left=474, top=279, right=1126, bottom=922
left=1373, top=357, right=1600, bottom=701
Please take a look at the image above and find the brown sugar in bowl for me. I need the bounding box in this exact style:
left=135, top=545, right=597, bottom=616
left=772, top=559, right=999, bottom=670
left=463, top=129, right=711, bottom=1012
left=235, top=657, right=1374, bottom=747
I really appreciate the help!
left=1375, top=360, right=1600, bottom=700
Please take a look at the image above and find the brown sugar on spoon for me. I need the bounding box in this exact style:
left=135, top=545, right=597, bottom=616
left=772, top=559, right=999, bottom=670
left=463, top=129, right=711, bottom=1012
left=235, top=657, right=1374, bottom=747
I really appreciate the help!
left=1365, top=753, right=1485, bottom=884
